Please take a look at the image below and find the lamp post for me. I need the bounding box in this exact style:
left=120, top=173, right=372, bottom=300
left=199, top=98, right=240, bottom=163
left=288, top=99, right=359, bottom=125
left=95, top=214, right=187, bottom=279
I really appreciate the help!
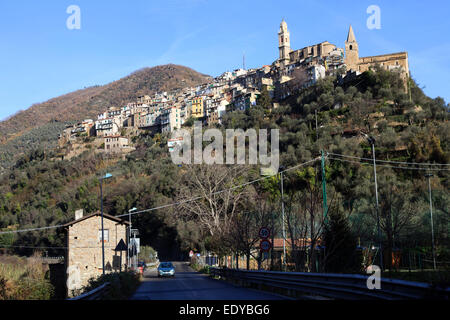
left=279, top=166, right=287, bottom=271
left=99, top=173, right=112, bottom=275
left=425, top=173, right=437, bottom=270
left=128, top=207, right=137, bottom=270
left=362, top=133, right=383, bottom=271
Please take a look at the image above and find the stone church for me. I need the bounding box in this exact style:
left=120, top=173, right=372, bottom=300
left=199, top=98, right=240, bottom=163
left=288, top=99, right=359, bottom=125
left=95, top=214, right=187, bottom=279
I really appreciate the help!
left=275, top=20, right=409, bottom=84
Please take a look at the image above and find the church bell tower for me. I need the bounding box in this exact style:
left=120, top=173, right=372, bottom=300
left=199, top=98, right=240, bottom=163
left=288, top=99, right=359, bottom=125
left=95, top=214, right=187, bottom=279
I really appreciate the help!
left=345, top=25, right=359, bottom=71
left=278, top=19, right=291, bottom=67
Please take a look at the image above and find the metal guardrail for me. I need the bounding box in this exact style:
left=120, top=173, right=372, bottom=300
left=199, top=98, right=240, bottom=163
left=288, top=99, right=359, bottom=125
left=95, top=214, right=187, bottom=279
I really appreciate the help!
left=30, top=256, right=65, bottom=264
left=209, top=268, right=450, bottom=300
left=68, top=282, right=111, bottom=300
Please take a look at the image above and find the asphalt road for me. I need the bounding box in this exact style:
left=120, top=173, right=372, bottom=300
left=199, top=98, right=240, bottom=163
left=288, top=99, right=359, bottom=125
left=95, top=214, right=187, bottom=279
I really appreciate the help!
left=130, top=262, right=286, bottom=300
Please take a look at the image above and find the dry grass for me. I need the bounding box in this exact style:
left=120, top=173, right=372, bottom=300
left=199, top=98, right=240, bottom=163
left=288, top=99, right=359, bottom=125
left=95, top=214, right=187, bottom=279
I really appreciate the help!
left=0, top=253, right=54, bottom=300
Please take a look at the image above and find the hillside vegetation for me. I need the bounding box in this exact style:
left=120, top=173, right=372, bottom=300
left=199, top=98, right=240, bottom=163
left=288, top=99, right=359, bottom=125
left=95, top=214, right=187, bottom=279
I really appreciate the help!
left=0, top=68, right=448, bottom=273
left=0, top=64, right=211, bottom=170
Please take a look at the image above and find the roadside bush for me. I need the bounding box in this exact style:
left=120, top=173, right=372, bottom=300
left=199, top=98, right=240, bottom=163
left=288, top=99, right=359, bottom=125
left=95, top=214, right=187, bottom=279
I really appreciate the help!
left=190, top=263, right=211, bottom=274
left=0, top=255, right=54, bottom=300
left=82, top=271, right=140, bottom=300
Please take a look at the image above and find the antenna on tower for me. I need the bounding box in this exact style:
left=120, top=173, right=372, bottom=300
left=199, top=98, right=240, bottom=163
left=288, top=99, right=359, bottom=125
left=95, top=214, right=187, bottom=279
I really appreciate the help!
left=243, top=52, right=246, bottom=70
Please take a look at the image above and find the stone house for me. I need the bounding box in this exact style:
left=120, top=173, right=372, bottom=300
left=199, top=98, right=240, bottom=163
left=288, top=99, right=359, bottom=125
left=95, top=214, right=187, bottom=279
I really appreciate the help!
left=63, top=210, right=130, bottom=297
left=104, top=135, right=133, bottom=154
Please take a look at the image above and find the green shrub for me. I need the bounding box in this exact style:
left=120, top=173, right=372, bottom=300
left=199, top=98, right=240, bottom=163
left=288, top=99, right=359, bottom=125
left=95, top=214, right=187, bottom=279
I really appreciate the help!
left=82, top=272, right=140, bottom=300
left=190, top=263, right=211, bottom=274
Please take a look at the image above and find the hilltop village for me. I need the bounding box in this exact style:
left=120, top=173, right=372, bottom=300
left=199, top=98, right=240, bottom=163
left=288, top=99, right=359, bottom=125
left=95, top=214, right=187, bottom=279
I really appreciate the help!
left=57, top=21, right=410, bottom=158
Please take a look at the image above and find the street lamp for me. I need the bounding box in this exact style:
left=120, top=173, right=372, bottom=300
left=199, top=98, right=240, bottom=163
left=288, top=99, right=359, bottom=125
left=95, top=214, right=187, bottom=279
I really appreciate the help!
left=279, top=166, right=287, bottom=271
left=425, top=173, right=437, bottom=270
left=362, top=133, right=383, bottom=271
left=99, top=173, right=113, bottom=275
left=128, top=207, right=137, bottom=270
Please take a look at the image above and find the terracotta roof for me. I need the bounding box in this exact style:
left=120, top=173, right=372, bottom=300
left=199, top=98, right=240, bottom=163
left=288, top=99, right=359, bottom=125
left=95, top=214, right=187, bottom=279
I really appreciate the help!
left=62, top=212, right=130, bottom=228
left=104, top=135, right=122, bottom=138
left=271, top=238, right=322, bottom=248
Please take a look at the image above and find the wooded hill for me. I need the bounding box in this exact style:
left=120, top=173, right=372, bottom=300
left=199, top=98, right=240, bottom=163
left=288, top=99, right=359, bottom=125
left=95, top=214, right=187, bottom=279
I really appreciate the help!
left=0, top=67, right=448, bottom=272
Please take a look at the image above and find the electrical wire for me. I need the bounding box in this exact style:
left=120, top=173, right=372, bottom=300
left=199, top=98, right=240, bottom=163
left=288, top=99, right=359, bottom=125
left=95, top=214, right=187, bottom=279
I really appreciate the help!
left=0, top=244, right=121, bottom=250
left=0, top=224, right=62, bottom=235
left=327, top=152, right=450, bottom=167
left=327, top=156, right=450, bottom=171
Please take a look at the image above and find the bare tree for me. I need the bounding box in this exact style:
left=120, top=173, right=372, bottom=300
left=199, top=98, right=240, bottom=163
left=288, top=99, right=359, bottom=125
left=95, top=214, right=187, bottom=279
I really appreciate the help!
left=229, top=194, right=276, bottom=270
left=377, top=177, right=423, bottom=270
left=283, top=167, right=326, bottom=272
left=176, top=164, right=251, bottom=252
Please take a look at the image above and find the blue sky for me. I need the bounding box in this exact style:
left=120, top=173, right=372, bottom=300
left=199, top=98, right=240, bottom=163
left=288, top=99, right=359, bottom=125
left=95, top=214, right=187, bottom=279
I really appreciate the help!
left=0, top=0, right=449, bottom=121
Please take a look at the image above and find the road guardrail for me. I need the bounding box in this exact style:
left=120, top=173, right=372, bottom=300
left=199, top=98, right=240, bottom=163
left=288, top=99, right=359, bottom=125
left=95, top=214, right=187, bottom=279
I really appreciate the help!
left=68, top=282, right=111, bottom=300
left=209, top=268, right=450, bottom=300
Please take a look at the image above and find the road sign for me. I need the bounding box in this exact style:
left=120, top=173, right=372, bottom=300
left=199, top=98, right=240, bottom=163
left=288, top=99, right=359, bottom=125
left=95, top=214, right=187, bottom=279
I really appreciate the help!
left=114, top=239, right=127, bottom=251
left=259, top=227, right=270, bottom=239
left=130, top=238, right=140, bottom=254
left=260, top=239, right=272, bottom=252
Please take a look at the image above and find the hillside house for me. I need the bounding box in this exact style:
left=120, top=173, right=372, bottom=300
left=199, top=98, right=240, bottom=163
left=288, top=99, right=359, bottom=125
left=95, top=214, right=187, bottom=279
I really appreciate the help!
left=104, top=135, right=134, bottom=154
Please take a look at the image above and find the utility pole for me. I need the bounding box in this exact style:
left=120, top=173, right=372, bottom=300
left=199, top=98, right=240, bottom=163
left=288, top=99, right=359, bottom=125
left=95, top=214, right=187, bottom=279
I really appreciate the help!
left=279, top=168, right=287, bottom=271
left=100, top=180, right=105, bottom=275
left=362, top=133, right=383, bottom=270
left=425, top=173, right=437, bottom=270
left=134, top=230, right=137, bottom=270
left=315, top=110, right=319, bottom=141
left=370, top=138, right=383, bottom=271
left=321, top=150, right=328, bottom=224
left=99, top=173, right=112, bottom=276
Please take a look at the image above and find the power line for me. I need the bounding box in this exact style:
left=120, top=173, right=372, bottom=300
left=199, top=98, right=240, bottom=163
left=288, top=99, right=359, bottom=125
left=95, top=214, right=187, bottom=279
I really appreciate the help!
left=0, top=224, right=63, bottom=235
left=328, top=156, right=450, bottom=171
left=0, top=244, right=120, bottom=250
left=327, top=152, right=450, bottom=167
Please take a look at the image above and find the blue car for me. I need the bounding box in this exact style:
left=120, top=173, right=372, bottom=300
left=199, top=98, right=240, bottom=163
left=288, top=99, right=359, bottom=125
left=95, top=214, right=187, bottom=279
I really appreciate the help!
left=157, top=262, right=175, bottom=277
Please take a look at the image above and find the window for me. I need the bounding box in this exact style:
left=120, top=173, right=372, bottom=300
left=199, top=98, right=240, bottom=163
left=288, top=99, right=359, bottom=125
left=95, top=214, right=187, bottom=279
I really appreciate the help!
left=98, top=229, right=109, bottom=242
